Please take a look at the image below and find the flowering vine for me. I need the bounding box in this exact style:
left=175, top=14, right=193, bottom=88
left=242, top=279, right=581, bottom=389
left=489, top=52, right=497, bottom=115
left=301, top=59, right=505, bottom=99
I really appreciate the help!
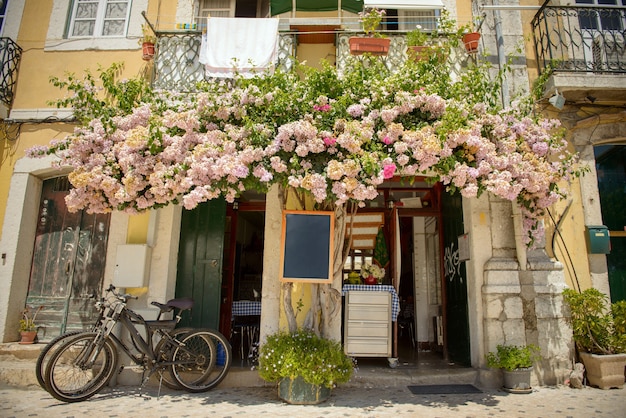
left=30, top=50, right=582, bottom=247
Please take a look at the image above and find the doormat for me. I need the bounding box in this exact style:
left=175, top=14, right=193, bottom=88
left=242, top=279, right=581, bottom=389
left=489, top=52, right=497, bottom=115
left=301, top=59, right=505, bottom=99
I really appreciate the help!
left=408, top=384, right=482, bottom=395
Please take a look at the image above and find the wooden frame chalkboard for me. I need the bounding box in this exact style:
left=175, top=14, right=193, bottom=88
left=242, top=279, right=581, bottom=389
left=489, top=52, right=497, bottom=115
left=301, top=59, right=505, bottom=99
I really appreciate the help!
left=279, top=210, right=335, bottom=283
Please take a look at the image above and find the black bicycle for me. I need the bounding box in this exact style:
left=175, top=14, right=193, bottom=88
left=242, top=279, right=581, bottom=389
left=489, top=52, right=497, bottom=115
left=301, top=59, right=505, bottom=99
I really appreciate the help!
left=43, top=285, right=232, bottom=402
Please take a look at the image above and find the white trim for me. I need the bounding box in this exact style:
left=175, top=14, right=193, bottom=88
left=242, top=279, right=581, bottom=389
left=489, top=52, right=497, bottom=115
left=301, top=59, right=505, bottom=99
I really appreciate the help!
left=2, top=0, right=26, bottom=40
left=46, top=0, right=147, bottom=52
left=363, top=0, right=444, bottom=10
left=8, top=108, right=75, bottom=122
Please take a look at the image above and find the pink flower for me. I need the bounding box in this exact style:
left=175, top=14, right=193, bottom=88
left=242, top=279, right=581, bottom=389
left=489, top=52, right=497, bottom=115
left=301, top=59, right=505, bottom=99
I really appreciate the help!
left=323, top=136, right=337, bottom=146
left=383, top=164, right=396, bottom=179
left=313, top=104, right=331, bottom=112
left=382, top=136, right=393, bottom=145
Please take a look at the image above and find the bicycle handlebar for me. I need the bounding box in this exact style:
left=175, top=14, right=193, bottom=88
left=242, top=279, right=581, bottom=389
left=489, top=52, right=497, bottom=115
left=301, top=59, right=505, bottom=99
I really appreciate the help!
left=105, top=284, right=138, bottom=303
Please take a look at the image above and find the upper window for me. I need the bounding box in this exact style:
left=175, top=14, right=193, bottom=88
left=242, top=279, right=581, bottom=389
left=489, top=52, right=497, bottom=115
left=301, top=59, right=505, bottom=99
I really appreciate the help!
left=69, top=0, right=131, bottom=37
left=0, top=0, right=8, bottom=36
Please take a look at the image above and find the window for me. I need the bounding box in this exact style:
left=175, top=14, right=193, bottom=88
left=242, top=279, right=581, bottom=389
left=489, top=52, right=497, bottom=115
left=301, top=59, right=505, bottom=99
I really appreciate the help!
left=577, top=0, right=626, bottom=31
left=69, top=0, right=130, bottom=37
left=0, top=0, right=8, bottom=36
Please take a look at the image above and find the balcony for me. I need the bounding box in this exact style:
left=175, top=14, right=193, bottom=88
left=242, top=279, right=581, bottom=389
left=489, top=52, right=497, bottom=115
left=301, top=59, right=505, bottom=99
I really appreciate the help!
left=0, top=37, right=22, bottom=116
left=532, top=1, right=626, bottom=105
left=151, top=27, right=465, bottom=92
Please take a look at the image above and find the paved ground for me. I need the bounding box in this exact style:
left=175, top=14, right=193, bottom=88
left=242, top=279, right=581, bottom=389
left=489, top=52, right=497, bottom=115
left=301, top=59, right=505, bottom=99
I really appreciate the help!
left=1, top=383, right=625, bottom=418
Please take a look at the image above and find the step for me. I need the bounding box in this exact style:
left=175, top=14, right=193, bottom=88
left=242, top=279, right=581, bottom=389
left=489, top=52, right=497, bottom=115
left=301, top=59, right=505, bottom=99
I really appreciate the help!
left=0, top=343, right=480, bottom=390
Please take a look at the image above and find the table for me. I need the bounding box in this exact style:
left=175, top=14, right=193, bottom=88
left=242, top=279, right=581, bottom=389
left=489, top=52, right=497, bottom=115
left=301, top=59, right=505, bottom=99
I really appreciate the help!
left=231, top=300, right=262, bottom=319
left=341, top=284, right=400, bottom=321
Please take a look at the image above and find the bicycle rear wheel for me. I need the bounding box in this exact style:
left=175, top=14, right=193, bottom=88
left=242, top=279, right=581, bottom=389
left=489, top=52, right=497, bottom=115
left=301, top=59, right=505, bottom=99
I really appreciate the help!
left=45, top=332, right=117, bottom=403
left=170, top=329, right=232, bottom=392
left=153, top=327, right=193, bottom=390
left=35, top=330, right=83, bottom=392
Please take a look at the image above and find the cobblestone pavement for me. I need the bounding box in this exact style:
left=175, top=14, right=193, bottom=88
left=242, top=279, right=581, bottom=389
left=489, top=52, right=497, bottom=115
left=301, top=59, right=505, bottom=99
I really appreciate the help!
left=1, top=384, right=625, bottom=418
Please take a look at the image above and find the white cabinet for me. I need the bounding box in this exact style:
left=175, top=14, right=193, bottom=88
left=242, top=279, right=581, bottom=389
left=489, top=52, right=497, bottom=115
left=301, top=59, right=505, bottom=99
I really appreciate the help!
left=344, top=291, right=392, bottom=357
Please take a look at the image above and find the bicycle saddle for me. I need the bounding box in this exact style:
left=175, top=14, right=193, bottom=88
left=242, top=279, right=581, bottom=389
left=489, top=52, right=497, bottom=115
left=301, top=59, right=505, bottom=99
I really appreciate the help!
left=151, top=297, right=194, bottom=312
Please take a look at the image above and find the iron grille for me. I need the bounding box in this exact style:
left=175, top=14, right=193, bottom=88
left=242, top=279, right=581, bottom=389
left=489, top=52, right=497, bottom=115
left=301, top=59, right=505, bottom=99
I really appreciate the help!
left=0, top=37, right=22, bottom=109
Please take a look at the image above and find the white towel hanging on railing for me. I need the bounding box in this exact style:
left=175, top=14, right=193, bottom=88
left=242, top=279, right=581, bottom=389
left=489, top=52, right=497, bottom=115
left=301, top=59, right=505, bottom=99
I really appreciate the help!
left=199, top=17, right=279, bottom=78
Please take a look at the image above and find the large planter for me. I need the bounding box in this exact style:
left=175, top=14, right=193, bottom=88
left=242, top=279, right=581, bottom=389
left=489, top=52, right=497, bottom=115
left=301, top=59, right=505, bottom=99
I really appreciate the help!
left=349, top=37, right=390, bottom=56
left=502, top=367, right=532, bottom=394
left=407, top=45, right=429, bottom=62
left=579, top=352, right=626, bottom=389
left=278, top=376, right=331, bottom=405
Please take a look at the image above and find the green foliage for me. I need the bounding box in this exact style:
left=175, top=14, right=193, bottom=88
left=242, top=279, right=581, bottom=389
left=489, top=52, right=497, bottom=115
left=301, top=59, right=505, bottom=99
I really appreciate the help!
left=48, top=62, right=153, bottom=128
left=563, top=288, right=626, bottom=354
left=258, top=329, right=354, bottom=388
left=486, top=344, right=541, bottom=371
left=19, top=305, right=43, bottom=332
left=359, top=8, right=386, bottom=38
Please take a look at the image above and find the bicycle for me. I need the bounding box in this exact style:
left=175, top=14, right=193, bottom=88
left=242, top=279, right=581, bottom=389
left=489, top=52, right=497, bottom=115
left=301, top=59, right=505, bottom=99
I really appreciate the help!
left=43, top=284, right=232, bottom=402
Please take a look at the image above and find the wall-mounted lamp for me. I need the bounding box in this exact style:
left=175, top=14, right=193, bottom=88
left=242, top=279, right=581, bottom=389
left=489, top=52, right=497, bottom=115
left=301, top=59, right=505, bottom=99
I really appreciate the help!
left=548, top=89, right=565, bottom=110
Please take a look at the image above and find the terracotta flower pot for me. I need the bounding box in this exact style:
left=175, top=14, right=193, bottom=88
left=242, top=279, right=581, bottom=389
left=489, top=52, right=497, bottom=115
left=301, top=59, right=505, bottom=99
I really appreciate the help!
left=349, top=37, right=391, bottom=56
left=19, top=330, right=37, bottom=344
left=462, top=32, right=481, bottom=53
left=142, top=42, right=155, bottom=61
left=407, top=45, right=429, bottom=61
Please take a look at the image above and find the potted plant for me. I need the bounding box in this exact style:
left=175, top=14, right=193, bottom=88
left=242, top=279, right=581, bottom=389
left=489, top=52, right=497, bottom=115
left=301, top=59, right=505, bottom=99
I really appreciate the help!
left=139, top=24, right=156, bottom=61
left=258, top=329, right=354, bottom=404
left=486, top=343, right=541, bottom=393
left=563, top=288, right=626, bottom=389
left=459, top=20, right=481, bottom=53
left=360, top=263, right=385, bottom=285
left=349, top=8, right=391, bottom=56
left=406, top=25, right=430, bottom=61
left=19, top=305, right=43, bottom=344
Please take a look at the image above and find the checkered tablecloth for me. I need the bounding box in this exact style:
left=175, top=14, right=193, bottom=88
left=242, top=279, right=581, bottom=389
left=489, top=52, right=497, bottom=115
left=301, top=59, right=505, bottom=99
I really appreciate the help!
left=232, top=300, right=261, bottom=319
left=342, top=285, right=400, bottom=322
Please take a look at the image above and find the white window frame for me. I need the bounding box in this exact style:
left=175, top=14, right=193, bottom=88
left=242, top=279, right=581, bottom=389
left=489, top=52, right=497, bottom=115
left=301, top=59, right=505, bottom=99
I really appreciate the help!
left=68, top=0, right=132, bottom=38
left=46, top=0, right=147, bottom=51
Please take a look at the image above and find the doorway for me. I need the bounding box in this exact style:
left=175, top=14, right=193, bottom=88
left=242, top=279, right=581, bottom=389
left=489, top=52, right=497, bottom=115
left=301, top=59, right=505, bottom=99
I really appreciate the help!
left=26, top=176, right=111, bottom=340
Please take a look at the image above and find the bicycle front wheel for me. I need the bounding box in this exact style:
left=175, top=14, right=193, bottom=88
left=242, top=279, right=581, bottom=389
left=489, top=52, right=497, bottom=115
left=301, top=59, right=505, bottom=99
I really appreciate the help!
left=170, top=329, right=231, bottom=392
left=45, top=332, right=117, bottom=403
left=35, top=330, right=84, bottom=392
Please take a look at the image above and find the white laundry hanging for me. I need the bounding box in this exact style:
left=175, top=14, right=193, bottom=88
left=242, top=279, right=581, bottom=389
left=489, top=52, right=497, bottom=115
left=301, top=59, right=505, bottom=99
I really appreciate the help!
left=199, top=17, right=279, bottom=78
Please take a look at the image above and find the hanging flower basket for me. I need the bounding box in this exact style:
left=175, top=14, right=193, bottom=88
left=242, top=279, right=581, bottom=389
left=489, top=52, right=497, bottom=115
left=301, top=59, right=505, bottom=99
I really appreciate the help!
left=462, top=32, right=481, bottom=53
left=349, top=37, right=391, bottom=56
left=407, top=45, right=428, bottom=62
left=142, top=42, right=155, bottom=61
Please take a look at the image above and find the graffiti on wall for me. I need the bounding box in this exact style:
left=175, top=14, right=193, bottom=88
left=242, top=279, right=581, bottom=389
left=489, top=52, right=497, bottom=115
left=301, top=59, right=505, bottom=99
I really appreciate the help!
left=444, top=242, right=462, bottom=283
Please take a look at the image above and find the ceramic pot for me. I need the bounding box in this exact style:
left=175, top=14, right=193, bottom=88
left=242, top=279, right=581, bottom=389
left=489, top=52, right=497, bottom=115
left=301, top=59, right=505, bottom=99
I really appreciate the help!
left=462, top=32, right=481, bottom=53
left=142, top=42, right=155, bottom=60
left=278, top=375, right=331, bottom=404
left=363, top=276, right=377, bottom=285
left=19, top=330, right=37, bottom=344
left=349, top=37, right=391, bottom=56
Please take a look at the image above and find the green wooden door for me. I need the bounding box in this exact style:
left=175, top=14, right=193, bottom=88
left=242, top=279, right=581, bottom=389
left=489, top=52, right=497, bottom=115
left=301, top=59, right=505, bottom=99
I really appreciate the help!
left=27, top=177, right=110, bottom=340
left=176, top=199, right=227, bottom=330
left=441, top=191, right=471, bottom=366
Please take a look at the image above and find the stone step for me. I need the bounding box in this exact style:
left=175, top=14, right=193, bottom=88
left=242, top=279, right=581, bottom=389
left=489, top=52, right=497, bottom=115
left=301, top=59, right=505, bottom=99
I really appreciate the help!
left=0, top=343, right=480, bottom=390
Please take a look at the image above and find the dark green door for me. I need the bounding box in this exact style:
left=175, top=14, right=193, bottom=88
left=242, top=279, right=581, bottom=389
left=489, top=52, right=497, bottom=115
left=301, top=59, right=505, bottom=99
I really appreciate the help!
left=595, top=145, right=626, bottom=302
left=441, top=191, right=471, bottom=366
left=176, top=199, right=227, bottom=330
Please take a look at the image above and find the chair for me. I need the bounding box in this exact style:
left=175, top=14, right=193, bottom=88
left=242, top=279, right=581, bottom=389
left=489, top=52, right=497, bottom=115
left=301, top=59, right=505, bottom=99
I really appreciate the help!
left=231, top=315, right=260, bottom=361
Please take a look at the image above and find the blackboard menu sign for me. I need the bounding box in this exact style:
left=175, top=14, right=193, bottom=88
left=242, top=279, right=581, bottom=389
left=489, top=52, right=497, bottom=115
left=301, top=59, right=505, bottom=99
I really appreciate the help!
left=279, top=210, right=335, bottom=283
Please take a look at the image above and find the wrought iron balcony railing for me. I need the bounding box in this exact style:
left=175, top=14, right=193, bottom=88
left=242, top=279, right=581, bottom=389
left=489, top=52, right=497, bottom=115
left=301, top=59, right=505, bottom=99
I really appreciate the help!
left=0, top=37, right=22, bottom=109
left=152, top=30, right=467, bottom=91
left=152, top=32, right=297, bottom=91
left=532, top=2, right=626, bottom=74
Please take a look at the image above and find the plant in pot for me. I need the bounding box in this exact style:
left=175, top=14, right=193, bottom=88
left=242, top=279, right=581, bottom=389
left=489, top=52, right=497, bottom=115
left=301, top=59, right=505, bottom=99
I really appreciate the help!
left=406, top=25, right=431, bottom=61
left=258, top=329, right=354, bottom=404
left=19, top=305, right=43, bottom=344
left=349, top=8, right=391, bottom=56
left=139, top=24, right=157, bottom=61
left=459, top=19, right=481, bottom=53
left=563, top=288, right=626, bottom=389
left=486, top=343, right=541, bottom=393
left=360, top=263, right=385, bottom=285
